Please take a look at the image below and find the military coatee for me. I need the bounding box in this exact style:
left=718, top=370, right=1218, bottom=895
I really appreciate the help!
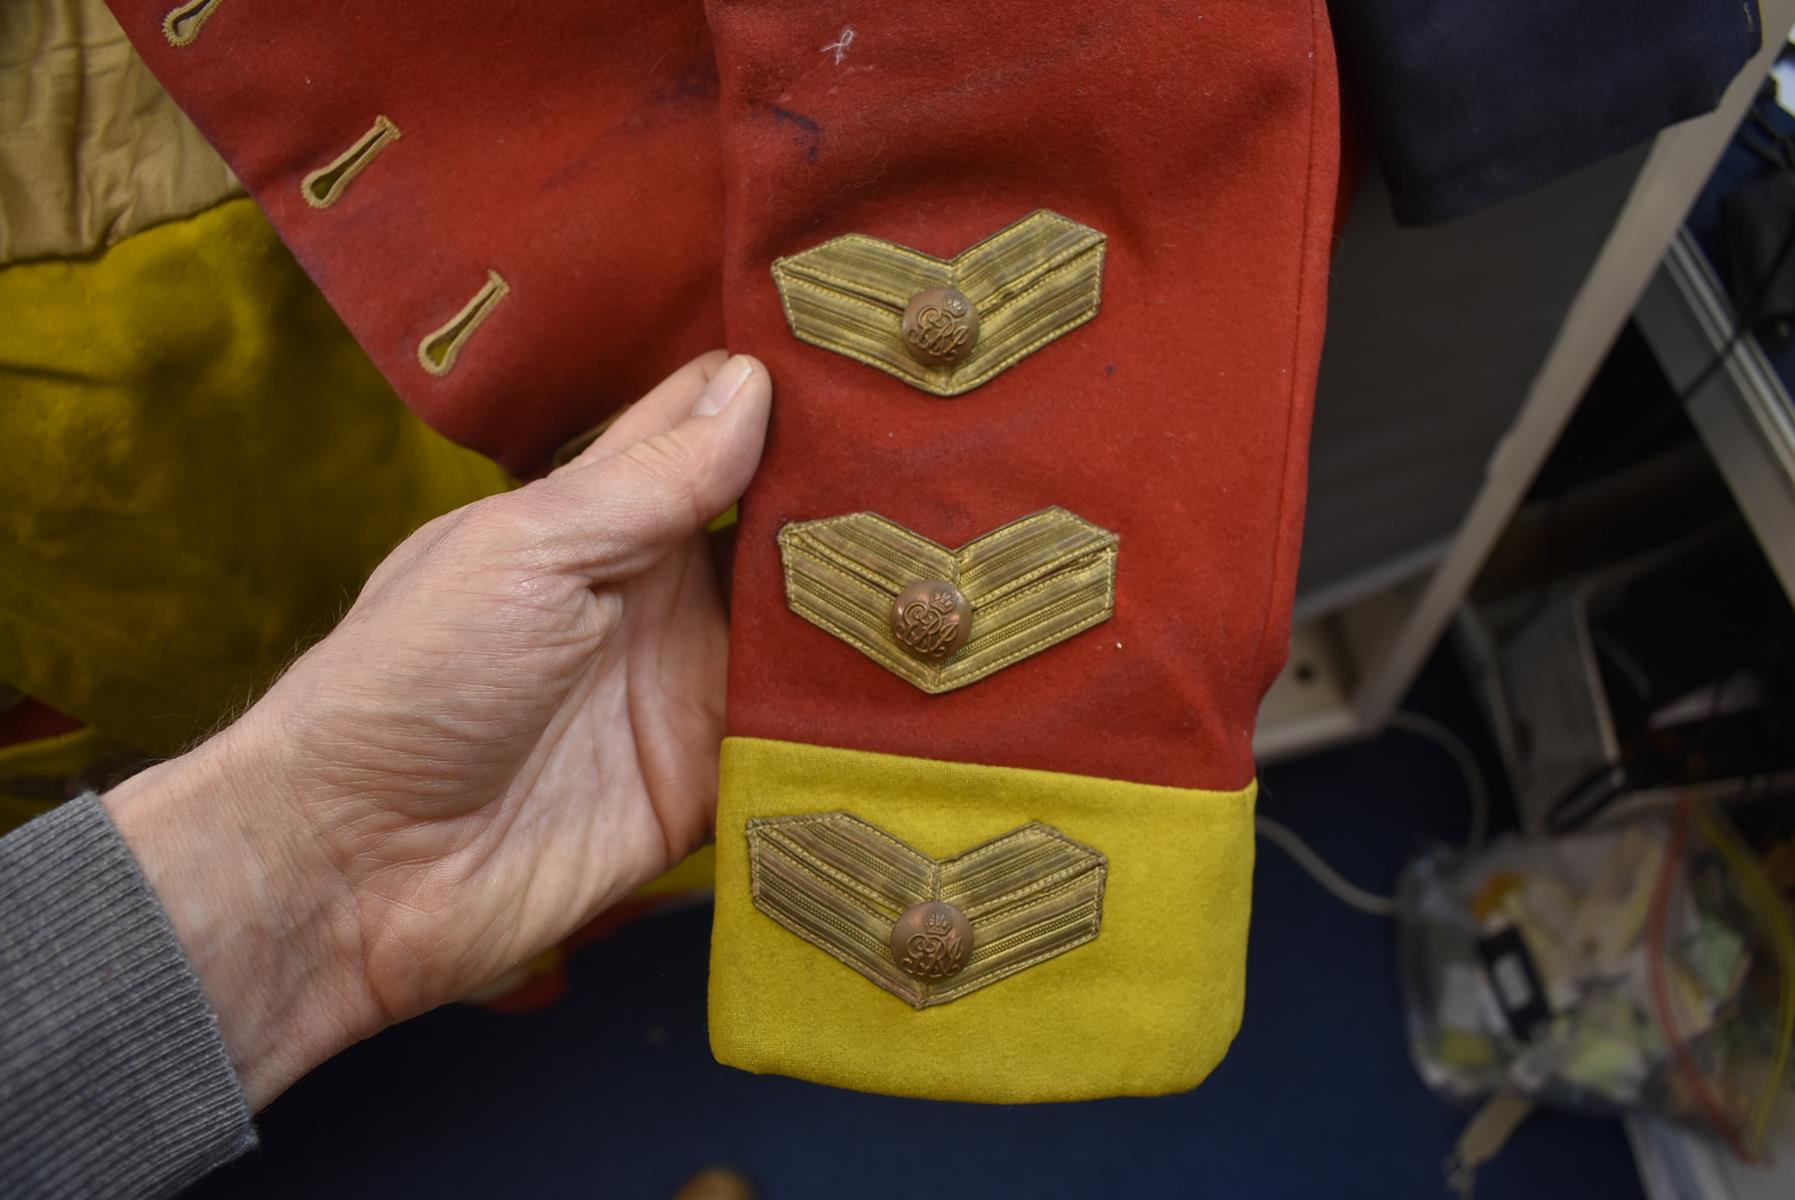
left=105, top=0, right=1340, bottom=1101
left=103, top=0, right=728, bottom=479
left=1331, top=0, right=1760, bottom=225
left=703, top=0, right=1339, bottom=1102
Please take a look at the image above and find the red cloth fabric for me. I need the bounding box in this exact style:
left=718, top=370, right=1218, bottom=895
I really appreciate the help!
left=103, top=1, right=726, bottom=478
left=107, top=0, right=1339, bottom=791
left=715, top=1, right=1341, bottom=790
left=0, top=698, right=82, bottom=750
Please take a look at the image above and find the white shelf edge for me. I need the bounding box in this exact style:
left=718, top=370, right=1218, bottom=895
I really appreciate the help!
left=1636, top=229, right=1795, bottom=604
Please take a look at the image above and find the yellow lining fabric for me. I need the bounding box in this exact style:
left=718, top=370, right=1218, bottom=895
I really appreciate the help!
left=710, top=736, right=1257, bottom=1103
left=0, top=727, right=136, bottom=833
left=0, top=198, right=513, bottom=754
left=0, top=0, right=242, bottom=264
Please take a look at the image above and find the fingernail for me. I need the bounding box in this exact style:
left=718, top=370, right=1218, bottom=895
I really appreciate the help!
left=693, top=355, right=754, bottom=417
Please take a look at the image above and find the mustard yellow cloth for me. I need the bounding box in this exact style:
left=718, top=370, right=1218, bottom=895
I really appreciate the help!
left=0, top=197, right=513, bottom=755
left=0, top=726, right=136, bottom=832
left=709, top=736, right=1257, bottom=1103
left=639, top=844, right=716, bottom=898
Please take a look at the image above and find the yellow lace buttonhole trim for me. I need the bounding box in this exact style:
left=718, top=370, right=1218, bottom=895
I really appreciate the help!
left=302, top=116, right=401, bottom=210
left=163, top=0, right=224, bottom=46
left=418, top=270, right=510, bottom=377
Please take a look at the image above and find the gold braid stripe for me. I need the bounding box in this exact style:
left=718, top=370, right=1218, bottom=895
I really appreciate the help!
left=747, top=812, right=1108, bottom=1009
left=771, top=209, right=1106, bottom=396
left=778, top=507, right=1119, bottom=693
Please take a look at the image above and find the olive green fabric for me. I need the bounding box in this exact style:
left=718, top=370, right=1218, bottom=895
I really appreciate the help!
left=0, top=197, right=513, bottom=755
left=710, top=736, right=1257, bottom=1102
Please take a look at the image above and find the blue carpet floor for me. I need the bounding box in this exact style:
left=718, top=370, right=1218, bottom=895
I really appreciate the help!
left=185, top=651, right=1644, bottom=1198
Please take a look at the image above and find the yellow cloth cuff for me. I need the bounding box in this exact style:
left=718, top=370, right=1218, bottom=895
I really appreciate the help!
left=637, top=843, right=715, bottom=898
left=709, top=736, right=1257, bottom=1103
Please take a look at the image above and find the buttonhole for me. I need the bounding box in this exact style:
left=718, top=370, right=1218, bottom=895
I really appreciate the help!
left=301, top=116, right=401, bottom=209
left=417, top=271, right=511, bottom=377
left=163, top=0, right=223, bottom=46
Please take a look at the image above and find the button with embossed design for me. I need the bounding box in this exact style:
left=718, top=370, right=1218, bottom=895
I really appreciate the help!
left=890, top=579, right=972, bottom=662
left=891, top=901, right=973, bottom=981
left=901, top=286, right=979, bottom=368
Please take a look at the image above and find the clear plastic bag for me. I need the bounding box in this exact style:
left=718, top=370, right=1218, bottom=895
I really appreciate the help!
left=1400, top=798, right=1795, bottom=1160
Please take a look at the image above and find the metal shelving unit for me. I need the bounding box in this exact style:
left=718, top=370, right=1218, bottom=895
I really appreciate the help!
left=1253, top=0, right=1795, bottom=761
left=1637, top=228, right=1795, bottom=604
left=1247, top=17, right=1795, bottom=1195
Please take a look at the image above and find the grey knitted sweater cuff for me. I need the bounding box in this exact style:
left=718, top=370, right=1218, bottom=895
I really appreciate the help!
left=0, top=794, right=256, bottom=1199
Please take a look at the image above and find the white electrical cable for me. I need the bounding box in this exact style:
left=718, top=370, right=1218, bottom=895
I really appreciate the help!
left=1387, top=709, right=1491, bottom=856
left=1255, top=709, right=1493, bottom=918
left=1254, top=814, right=1402, bottom=917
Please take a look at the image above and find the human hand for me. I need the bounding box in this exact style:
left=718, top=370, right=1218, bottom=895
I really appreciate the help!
left=102, top=351, right=771, bottom=1107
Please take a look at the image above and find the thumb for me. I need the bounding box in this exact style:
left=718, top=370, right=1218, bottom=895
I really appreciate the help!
left=535, top=354, right=772, bottom=579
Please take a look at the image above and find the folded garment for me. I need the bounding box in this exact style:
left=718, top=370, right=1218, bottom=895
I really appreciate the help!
left=1332, top=0, right=1762, bottom=224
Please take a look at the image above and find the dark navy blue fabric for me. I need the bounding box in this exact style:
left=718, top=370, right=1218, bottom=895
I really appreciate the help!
left=1332, top=0, right=1762, bottom=225
left=182, top=652, right=1644, bottom=1199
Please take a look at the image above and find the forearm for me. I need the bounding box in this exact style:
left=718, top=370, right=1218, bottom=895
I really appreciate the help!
left=101, top=727, right=376, bottom=1111
left=0, top=346, right=765, bottom=1195
left=0, top=794, right=256, bottom=1198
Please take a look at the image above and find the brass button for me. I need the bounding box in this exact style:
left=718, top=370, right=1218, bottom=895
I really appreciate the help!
left=901, top=286, right=979, bottom=367
left=891, top=900, right=973, bottom=981
left=891, top=579, right=971, bottom=661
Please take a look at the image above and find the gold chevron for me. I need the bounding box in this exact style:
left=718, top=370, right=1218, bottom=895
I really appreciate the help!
left=778, top=507, right=1118, bottom=693
left=747, top=812, right=1107, bottom=1009
left=770, top=209, right=1107, bottom=396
